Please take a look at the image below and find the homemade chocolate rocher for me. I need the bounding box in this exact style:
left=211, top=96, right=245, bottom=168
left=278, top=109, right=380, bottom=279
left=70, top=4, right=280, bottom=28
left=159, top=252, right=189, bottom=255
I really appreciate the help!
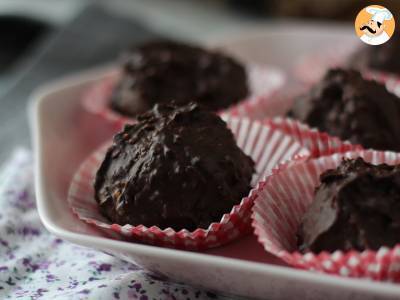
left=288, top=68, right=400, bottom=151
left=298, top=158, right=400, bottom=253
left=94, top=102, right=255, bottom=231
left=111, top=41, right=249, bottom=116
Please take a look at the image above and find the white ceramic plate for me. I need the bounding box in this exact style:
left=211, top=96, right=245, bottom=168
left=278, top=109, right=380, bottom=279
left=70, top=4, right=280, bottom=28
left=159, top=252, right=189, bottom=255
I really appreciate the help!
left=30, top=23, right=398, bottom=298
left=31, top=64, right=400, bottom=300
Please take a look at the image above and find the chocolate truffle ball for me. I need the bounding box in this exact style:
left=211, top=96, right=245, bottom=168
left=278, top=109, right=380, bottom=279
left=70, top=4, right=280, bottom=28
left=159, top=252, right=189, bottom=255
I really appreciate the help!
left=349, top=33, right=400, bottom=74
left=110, top=40, right=249, bottom=117
left=298, top=158, right=400, bottom=253
left=94, top=102, right=255, bottom=231
left=287, top=68, right=400, bottom=151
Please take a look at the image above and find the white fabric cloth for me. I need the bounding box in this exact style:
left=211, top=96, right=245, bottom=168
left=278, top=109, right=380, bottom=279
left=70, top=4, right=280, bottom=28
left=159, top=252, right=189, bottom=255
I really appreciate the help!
left=0, top=149, right=235, bottom=300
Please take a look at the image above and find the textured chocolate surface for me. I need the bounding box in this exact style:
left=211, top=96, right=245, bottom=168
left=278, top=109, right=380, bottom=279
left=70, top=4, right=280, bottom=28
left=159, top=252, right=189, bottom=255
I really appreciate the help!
left=110, top=40, right=249, bottom=117
left=288, top=68, right=400, bottom=151
left=349, top=33, right=400, bottom=74
left=298, top=158, right=400, bottom=253
left=94, top=102, right=255, bottom=231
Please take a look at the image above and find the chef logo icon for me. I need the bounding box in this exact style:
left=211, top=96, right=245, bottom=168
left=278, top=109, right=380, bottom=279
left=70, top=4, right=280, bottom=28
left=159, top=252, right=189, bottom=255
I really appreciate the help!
left=355, top=5, right=395, bottom=45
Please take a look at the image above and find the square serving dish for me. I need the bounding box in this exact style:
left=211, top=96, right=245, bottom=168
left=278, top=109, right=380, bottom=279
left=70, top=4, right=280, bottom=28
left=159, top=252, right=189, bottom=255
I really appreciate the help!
left=32, top=26, right=400, bottom=300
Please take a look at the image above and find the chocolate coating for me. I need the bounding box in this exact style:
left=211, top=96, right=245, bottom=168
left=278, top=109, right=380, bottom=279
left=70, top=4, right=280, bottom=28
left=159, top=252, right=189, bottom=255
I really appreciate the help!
left=111, top=40, right=249, bottom=117
left=298, top=158, right=400, bottom=253
left=288, top=68, right=400, bottom=151
left=349, top=33, right=400, bottom=74
left=94, top=102, right=255, bottom=231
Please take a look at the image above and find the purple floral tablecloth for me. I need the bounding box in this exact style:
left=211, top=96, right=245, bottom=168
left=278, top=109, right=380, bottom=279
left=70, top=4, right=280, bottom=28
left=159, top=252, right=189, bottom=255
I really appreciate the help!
left=0, top=149, right=234, bottom=300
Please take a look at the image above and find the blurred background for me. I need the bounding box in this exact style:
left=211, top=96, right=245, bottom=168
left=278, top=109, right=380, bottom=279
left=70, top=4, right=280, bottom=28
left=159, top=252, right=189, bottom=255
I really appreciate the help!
left=0, top=0, right=397, bottom=162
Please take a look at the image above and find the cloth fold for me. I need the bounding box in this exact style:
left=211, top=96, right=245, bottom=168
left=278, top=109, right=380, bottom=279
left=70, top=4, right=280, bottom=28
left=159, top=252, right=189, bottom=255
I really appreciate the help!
left=0, top=149, right=227, bottom=300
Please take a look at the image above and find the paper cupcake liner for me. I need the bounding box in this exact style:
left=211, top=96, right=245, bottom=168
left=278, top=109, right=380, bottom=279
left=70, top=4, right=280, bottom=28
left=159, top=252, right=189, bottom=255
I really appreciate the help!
left=227, top=82, right=307, bottom=120
left=232, top=83, right=363, bottom=157
left=231, top=108, right=362, bottom=159
left=82, top=64, right=285, bottom=131
left=264, top=117, right=363, bottom=158
left=230, top=69, right=391, bottom=158
left=252, top=149, right=400, bottom=282
left=68, top=114, right=310, bottom=251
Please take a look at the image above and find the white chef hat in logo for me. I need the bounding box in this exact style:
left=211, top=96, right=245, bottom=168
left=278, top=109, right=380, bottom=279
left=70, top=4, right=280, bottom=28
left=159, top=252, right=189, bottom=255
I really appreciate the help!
left=366, top=7, right=393, bottom=24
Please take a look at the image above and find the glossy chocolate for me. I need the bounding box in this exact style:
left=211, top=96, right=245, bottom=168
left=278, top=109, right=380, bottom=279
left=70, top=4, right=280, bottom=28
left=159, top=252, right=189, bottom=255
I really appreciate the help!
left=94, top=102, right=255, bottom=231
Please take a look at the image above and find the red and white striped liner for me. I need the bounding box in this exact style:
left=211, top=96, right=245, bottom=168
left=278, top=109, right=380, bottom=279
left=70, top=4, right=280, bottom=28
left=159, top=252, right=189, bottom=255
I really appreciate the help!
left=231, top=83, right=363, bottom=157
left=68, top=114, right=310, bottom=251
left=264, top=117, right=363, bottom=158
left=227, top=82, right=307, bottom=120
left=230, top=94, right=363, bottom=157
left=252, top=149, right=400, bottom=282
left=230, top=67, right=400, bottom=159
left=82, top=65, right=285, bottom=131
